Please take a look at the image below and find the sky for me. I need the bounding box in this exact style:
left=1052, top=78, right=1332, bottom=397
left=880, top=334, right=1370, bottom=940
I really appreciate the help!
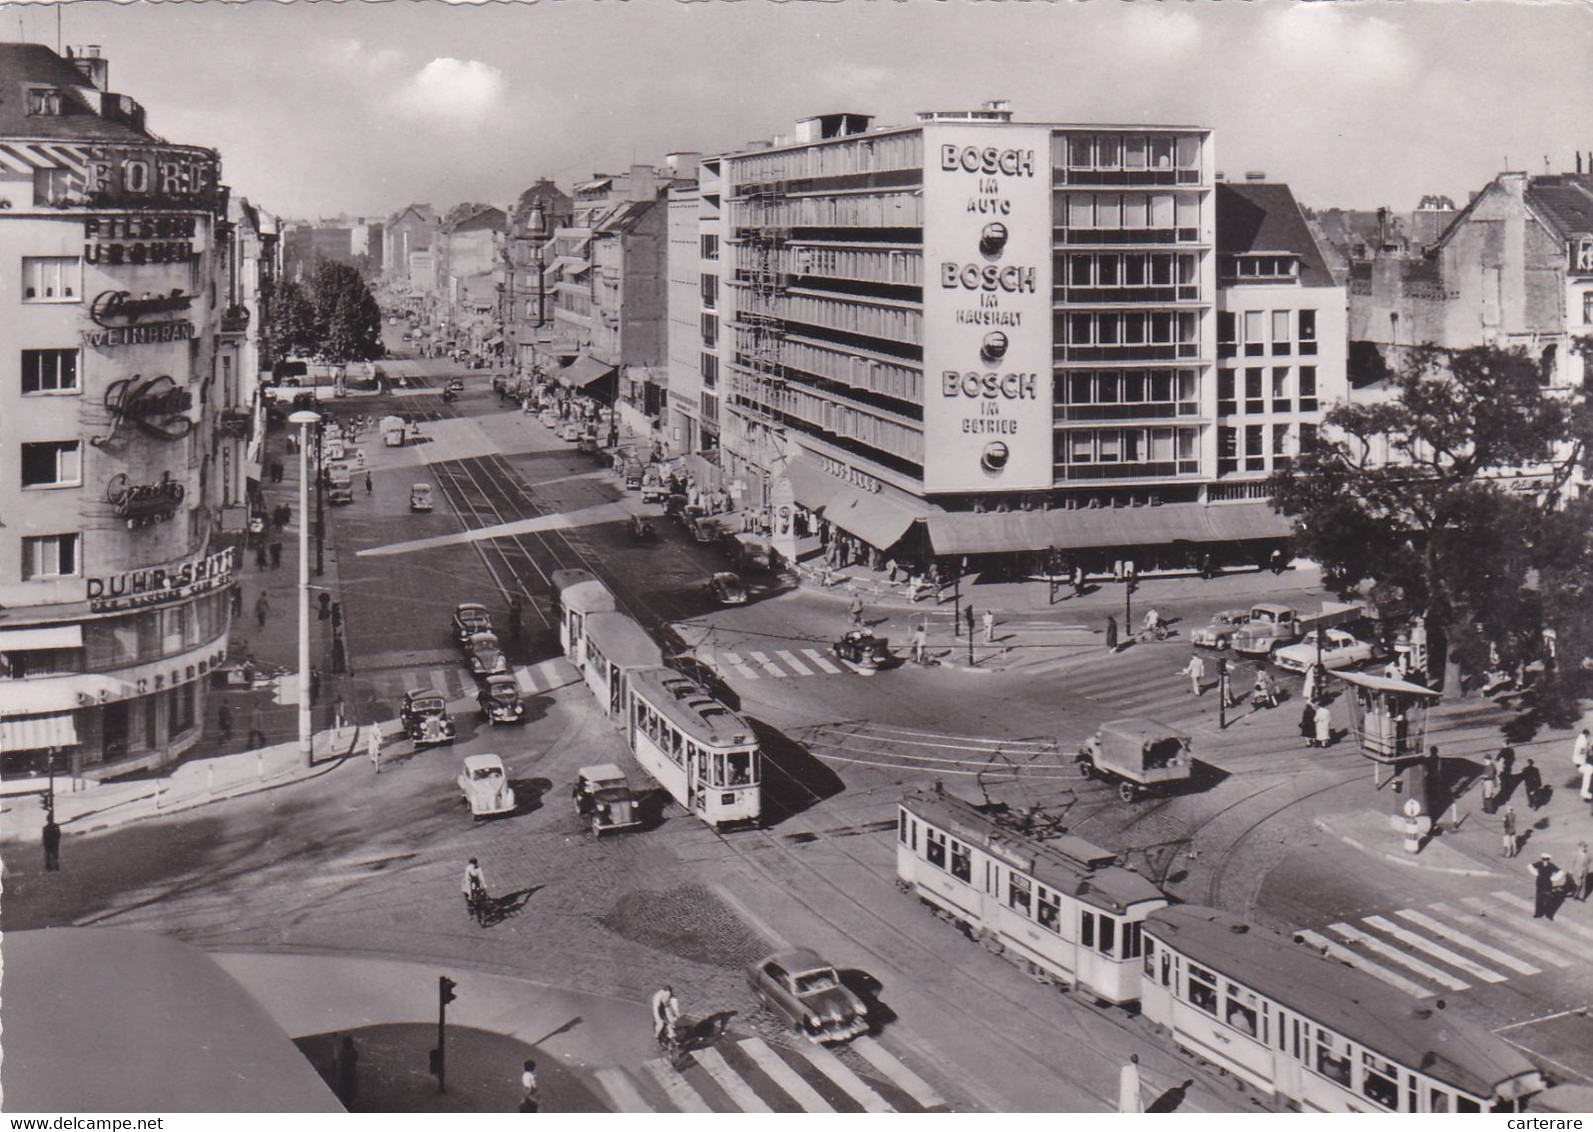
left=7, top=0, right=1592, bottom=221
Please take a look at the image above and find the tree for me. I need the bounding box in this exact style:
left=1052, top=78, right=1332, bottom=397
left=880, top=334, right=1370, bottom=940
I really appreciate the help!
left=265, top=258, right=383, bottom=363
left=1268, top=340, right=1593, bottom=703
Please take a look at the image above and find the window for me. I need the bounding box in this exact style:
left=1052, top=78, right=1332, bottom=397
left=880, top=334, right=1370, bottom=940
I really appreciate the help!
left=700, top=274, right=718, bottom=309
left=1315, top=1029, right=1351, bottom=1086
left=1429, top=1089, right=1451, bottom=1114
left=1583, top=292, right=1593, bottom=325
left=22, top=257, right=81, bottom=302
left=1272, top=424, right=1290, bottom=458
left=926, top=828, right=946, bottom=869
left=21, top=533, right=80, bottom=579
left=1299, top=366, right=1318, bottom=411
left=1008, top=872, right=1032, bottom=915
left=1217, top=311, right=1237, bottom=359
left=1124, top=921, right=1143, bottom=959
left=1225, top=983, right=1259, bottom=1037
left=700, top=234, right=719, bottom=261
left=1218, top=426, right=1238, bottom=475
left=1245, top=425, right=1265, bottom=471
left=1244, top=311, right=1264, bottom=356
left=1143, top=938, right=1156, bottom=979
left=701, top=352, right=718, bottom=388
left=1187, top=963, right=1218, bottom=1014
left=26, top=87, right=62, bottom=116
left=22, top=349, right=79, bottom=394
left=1217, top=370, right=1236, bottom=416
left=20, top=441, right=81, bottom=488
left=1244, top=368, right=1264, bottom=414
left=1272, top=367, right=1290, bottom=412
left=1098, top=913, right=1116, bottom=956
left=1271, top=310, right=1291, bottom=354
left=1299, top=309, right=1318, bottom=355
left=33, top=167, right=73, bottom=207
left=1036, top=887, right=1060, bottom=932
left=700, top=313, right=718, bottom=348
left=1081, top=910, right=1095, bottom=949
left=1361, top=1053, right=1399, bottom=1110
left=899, top=810, right=909, bottom=843
left=949, top=840, right=972, bottom=883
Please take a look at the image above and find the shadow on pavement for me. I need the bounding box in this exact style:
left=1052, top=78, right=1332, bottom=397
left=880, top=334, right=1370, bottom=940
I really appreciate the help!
left=751, top=719, right=845, bottom=827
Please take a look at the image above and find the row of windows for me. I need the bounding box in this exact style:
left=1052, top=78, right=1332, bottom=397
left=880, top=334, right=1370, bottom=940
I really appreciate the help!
left=1219, top=254, right=1299, bottom=282
left=1218, top=310, right=1319, bottom=357
left=1062, top=252, right=1198, bottom=291
left=793, top=246, right=921, bottom=286
left=734, top=373, right=924, bottom=465
left=1062, top=310, right=1200, bottom=347
left=1060, top=192, right=1201, bottom=231
left=1060, top=369, right=1199, bottom=408
left=1216, top=366, right=1319, bottom=416
left=731, top=131, right=925, bottom=185
left=1056, top=134, right=1203, bottom=173
left=1057, top=427, right=1199, bottom=467
left=1217, top=423, right=1318, bottom=475
left=5, top=591, right=230, bottom=676
left=730, top=192, right=922, bottom=231
left=776, top=337, right=924, bottom=404
left=778, top=292, right=922, bottom=345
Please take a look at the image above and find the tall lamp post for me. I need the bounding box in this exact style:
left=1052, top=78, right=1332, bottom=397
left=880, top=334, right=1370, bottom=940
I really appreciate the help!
left=289, top=409, right=321, bottom=767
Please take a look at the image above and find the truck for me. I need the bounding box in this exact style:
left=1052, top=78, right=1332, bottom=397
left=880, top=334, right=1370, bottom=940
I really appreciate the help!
left=1229, top=603, right=1304, bottom=657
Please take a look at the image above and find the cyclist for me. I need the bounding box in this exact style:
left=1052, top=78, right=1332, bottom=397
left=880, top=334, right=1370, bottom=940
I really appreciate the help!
left=650, top=985, right=681, bottom=1049
left=1142, top=608, right=1164, bottom=639
left=462, top=857, right=487, bottom=924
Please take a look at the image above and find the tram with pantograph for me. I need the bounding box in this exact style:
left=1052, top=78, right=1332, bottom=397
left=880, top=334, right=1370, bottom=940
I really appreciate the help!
left=626, top=666, right=760, bottom=829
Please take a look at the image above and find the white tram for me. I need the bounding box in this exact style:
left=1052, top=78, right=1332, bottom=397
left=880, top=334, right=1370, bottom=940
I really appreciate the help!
left=552, top=569, right=615, bottom=669
left=582, top=611, right=664, bottom=718
left=897, top=787, right=1167, bottom=1004
left=1141, top=905, right=1545, bottom=1113
left=626, top=667, right=761, bottom=829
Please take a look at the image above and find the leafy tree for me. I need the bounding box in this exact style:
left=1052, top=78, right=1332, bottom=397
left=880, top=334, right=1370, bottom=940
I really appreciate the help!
left=267, top=280, right=319, bottom=363
left=1269, top=340, right=1593, bottom=702
left=265, top=258, right=384, bottom=363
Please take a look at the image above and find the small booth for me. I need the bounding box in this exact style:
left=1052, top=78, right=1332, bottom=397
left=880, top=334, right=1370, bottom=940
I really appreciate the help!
left=1333, top=669, right=1442, bottom=841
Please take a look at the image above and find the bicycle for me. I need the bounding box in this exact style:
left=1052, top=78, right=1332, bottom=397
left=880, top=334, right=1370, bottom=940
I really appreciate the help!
left=466, top=879, right=490, bottom=927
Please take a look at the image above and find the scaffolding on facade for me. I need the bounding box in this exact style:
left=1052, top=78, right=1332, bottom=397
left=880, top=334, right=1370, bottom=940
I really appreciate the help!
left=735, top=167, right=790, bottom=441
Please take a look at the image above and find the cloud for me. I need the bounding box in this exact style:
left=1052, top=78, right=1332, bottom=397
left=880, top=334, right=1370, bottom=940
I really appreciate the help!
left=1123, top=6, right=1203, bottom=58
left=319, top=38, right=403, bottom=75
left=395, top=58, right=507, bottom=126
left=1264, top=5, right=1411, bottom=76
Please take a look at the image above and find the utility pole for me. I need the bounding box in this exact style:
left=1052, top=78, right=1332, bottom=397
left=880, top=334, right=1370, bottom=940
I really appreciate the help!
left=314, top=421, right=325, bottom=577
left=1218, top=658, right=1230, bottom=729
left=430, top=976, right=458, bottom=1094
left=1124, top=574, right=1136, bottom=631
left=952, top=575, right=962, bottom=637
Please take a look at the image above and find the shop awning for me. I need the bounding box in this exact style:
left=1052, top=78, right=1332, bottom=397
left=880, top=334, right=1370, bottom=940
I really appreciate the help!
left=555, top=355, right=617, bottom=389
left=925, top=511, right=1045, bottom=556
left=0, top=625, right=83, bottom=651
left=0, top=712, right=78, bottom=752
left=785, top=455, right=840, bottom=513
left=926, top=502, right=1294, bottom=556
left=823, top=480, right=923, bottom=549
left=1202, top=502, right=1294, bottom=542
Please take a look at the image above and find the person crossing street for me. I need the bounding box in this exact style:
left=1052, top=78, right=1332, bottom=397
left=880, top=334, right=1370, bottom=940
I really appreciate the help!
left=462, top=857, right=488, bottom=925
left=1181, top=653, right=1206, bottom=696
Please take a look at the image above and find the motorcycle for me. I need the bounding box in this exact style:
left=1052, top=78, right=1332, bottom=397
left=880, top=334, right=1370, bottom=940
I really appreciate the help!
left=442, top=388, right=459, bottom=404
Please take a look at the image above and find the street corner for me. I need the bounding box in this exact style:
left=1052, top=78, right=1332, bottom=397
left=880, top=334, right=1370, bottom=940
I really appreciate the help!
left=1312, top=809, right=1502, bottom=879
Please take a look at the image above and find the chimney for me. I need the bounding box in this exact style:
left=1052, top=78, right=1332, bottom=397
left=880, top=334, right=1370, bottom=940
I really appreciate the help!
left=68, top=45, right=109, bottom=91
left=1244, top=170, right=1267, bottom=182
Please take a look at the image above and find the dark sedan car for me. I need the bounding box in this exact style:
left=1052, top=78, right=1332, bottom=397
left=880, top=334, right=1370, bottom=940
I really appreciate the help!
left=747, top=948, right=869, bottom=1043
left=707, top=571, right=747, bottom=605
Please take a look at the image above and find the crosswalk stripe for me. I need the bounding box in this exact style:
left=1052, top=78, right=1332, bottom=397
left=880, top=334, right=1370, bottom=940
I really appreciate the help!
left=852, top=1036, right=945, bottom=1109
left=1328, top=923, right=1470, bottom=990
left=747, top=651, right=787, bottom=678
left=737, top=1039, right=836, bottom=1113
left=1295, top=929, right=1433, bottom=999
left=800, top=1041, right=895, bottom=1113
left=1395, top=910, right=1541, bottom=976
left=594, top=1068, right=654, bottom=1112
left=693, top=1046, right=772, bottom=1112
left=642, top=1058, right=712, bottom=1113
left=1454, top=898, right=1578, bottom=965
left=1363, top=916, right=1508, bottom=983
left=802, top=648, right=843, bottom=675
left=718, top=650, right=761, bottom=680
left=776, top=649, right=814, bottom=676
left=1492, top=890, right=1593, bottom=945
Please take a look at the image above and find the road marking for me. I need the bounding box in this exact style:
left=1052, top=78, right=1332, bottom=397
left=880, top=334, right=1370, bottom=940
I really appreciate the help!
left=717, top=650, right=760, bottom=680
left=1452, top=898, right=1576, bottom=965
left=1327, top=922, right=1470, bottom=990
left=594, top=1068, right=654, bottom=1112
left=799, top=1041, right=895, bottom=1112
left=693, top=1046, right=772, bottom=1112
left=802, top=648, right=843, bottom=675
left=1491, top=891, right=1593, bottom=946
left=852, top=1036, right=945, bottom=1108
left=642, top=1058, right=712, bottom=1112
left=1294, top=929, right=1433, bottom=999
left=747, top=650, right=787, bottom=678
left=737, top=1039, right=835, bottom=1112
left=1362, top=916, right=1507, bottom=983
left=1394, top=910, right=1541, bottom=975
left=776, top=649, right=814, bottom=676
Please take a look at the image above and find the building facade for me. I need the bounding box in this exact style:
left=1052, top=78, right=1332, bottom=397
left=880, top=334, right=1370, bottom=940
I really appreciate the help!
left=502, top=179, right=572, bottom=375
left=383, top=203, right=439, bottom=297
left=0, top=43, right=240, bottom=781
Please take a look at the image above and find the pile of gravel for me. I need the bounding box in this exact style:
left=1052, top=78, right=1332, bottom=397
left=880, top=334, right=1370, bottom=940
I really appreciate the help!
left=600, top=884, right=773, bottom=968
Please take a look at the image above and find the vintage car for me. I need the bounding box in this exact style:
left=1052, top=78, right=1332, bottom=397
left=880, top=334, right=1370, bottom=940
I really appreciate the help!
left=746, top=948, right=869, bottom=1043
left=622, top=463, right=644, bottom=491
left=1190, top=608, right=1252, bottom=650
left=629, top=513, right=657, bottom=541
left=399, top=688, right=455, bottom=747
left=687, top=514, right=720, bottom=545
left=452, top=603, right=494, bottom=646
left=1230, top=603, right=1305, bottom=657
left=558, top=421, right=583, bottom=442
left=410, top=483, right=434, bottom=512
left=834, top=628, right=891, bottom=669
left=445, top=377, right=465, bottom=394
left=1273, top=628, right=1378, bottom=673
left=707, top=571, right=748, bottom=606
left=576, top=432, right=599, bottom=455
left=477, top=673, right=525, bottom=724
left=458, top=754, right=515, bottom=818
left=539, top=408, right=560, bottom=428
left=465, top=630, right=508, bottom=676
left=572, top=764, right=641, bottom=835
left=640, top=477, right=668, bottom=504
left=1075, top=717, right=1192, bottom=802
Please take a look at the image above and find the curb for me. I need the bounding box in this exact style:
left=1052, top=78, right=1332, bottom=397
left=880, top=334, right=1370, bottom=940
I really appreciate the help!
left=1312, top=817, right=1500, bottom=879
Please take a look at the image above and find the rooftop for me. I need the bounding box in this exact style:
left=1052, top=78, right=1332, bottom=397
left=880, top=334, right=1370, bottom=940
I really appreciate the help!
left=1526, top=173, right=1593, bottom=242
left=0, top=42, right=152, bottom=143
left=1216, top=182, right=1338, bottom=288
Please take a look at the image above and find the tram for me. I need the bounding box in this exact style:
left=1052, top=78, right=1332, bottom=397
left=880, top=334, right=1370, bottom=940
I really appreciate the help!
left=582, top=611, right=664, bottom=718
left=626, top=666, right=761, bottom=829
left=552, top=569, right=615, bottom=669
left=896, top=786, right=1167, bottom=1004
left=1141, top=905, right=1544, bottom=1113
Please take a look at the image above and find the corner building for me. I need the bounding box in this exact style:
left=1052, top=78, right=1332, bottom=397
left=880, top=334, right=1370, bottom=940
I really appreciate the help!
left=720, top=109, right=1328, bottom=568
left=0, top=44, right=236, bottom=781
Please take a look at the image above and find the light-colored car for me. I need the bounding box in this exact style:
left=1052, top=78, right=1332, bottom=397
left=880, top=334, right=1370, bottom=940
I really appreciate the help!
left=558, top=421, right=582, bottom=442
left=539, top=409, right=560, bottom=428
left=458, top=754, right=515, bottom=818
left=1190, top=609, right=1252, bottom=650
left=466, top=630, right=507, bottom=676
left=747, top=948, right=869, bottom=1043
left=1230, top=604, right=1304, bottom=657
left=1273, top=628, right=1377, bottom=673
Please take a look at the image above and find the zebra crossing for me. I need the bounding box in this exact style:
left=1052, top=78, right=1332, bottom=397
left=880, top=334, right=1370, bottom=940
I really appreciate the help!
left=591, top=1034, right=947, bottom=1113
left=369, top=657, right=578, bottom=705
left=693, top=645, right=850, bottom=681
left=1296, top=890, right=1591, bottom=1000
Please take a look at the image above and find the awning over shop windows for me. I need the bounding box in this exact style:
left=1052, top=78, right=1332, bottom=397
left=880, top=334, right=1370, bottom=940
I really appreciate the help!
left=555, top=355, right=617, bottom=389
left=0, top=712, right=78, bottom=752
left=784, top=455, right=841, bottom=514
left=823, top=479, right=924, bottom=549
left=926, top=502, right=1292, bottom=556
left=0, top=625, right=83, bottom=651
left=1202, top=503, right=1294, bottom=542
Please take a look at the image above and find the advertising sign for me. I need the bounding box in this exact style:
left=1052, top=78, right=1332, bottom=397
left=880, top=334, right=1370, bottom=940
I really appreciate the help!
left=82, top=144, right=222, bottom=210
left=921, top=126, right=1054, bottom=493
left=87, top=547, right=234, bottom=613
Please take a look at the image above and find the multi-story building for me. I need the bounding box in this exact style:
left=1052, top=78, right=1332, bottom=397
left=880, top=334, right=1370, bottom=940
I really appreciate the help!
left=502, top=179, right=572, bottom=375
left=438, top=204, right=504, bottom=356
left=0, top=43, right=240, bottom=781
left=382, top=203, right=439, bottom=298
left=213, top=196, right=279, bottom=522
left=716, top=107, right=1326, bottom=568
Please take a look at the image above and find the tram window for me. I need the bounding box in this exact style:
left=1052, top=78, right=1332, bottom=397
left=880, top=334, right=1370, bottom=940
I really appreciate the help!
left=1142, top=938, right=1155, bottom=978
left=670, top=728, right=683, bottom=763
left=1187, top=964, right=1218, bottom=1015
left=1008, top=873, right=1032, bottom=915
left=1224, top=983, right=1258, bottom=1037
left=727, top=752, right=753, bottom=785
left=1315, top=1030, right=1351, bottom=1086
left=1098, top=914, right=1116, bottom=956
left=1429, top=1090, right=1450, bottom=1114
left=1456, top=1096, right=1480, bottom=1113
left=1124, top=921, right=1143, bottom=959
left=1361, top=1054, right=1399, bottom=1110
left=1081, top=911, right=1095, bottom=949
left=1037, top=888, right=1060, bottom=933
left=899, top=811, right=909, bottom=844
left=927, top=830, right=947, bottom=869
left=1277, top=1010, right=1287, bottom=1052
left=950, top=841, right=972, bottom=883
left=1159, top=950, right=1171, bottom=987
left=713, top=752, right=726, bottom=784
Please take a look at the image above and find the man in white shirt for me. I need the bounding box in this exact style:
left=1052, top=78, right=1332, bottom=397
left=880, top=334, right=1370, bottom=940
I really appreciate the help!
left=1572, top=727, right=1590, bottom=770
left=650, top=985, right=679, bottom=1044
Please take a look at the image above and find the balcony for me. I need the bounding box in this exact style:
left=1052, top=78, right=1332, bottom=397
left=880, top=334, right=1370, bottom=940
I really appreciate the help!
left=219, top=305, right=250, bottom=334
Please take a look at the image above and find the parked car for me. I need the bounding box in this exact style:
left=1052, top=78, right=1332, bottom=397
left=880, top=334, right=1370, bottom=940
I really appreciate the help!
left=539, top=409, right=560, bottom=428
left=445, top=377, right=465, bottom=394
left=558, top=421, right=582, bottom=442
left=452, top=603, right=493, bottom=646
left=623, top=464, right=644, bottom=491
left=629, top=513, right=657, bottom=541
left=1230, top=604, right=1305, bottom=657
left=465, top=630, right=508, bottom=676
left=477, top=673, right=525, bottom=724
left=458, top=754, right=515, bottom=818
left=746, top=948, right=869, bottom=1043
left=399, top=688, right=455, bottom=747
left=1075, top=718, right=1192, bottom=803
left=687, top=514, right=720, bottom=545
left=410, top=483, right=434, bottom=512
left=640, top=477, right=667, bottom=504
left=1190, top=609, right=1252, bottom=650
left=1273, top=628, right=1378, bottom=673
left=572, top=764, right=641, bottom=835
left=834, top=628, right=891, bottom=669
left=707, top=571, right=748, bottom=605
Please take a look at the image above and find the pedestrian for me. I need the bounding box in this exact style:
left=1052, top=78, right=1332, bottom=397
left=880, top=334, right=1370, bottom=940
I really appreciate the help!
left=367, top=727, right=382, bottom=775
left=1497, top=745, right=1517, bottom=781
left=337, top=1035, right=359, bottom=1109
left=1105, top=615, right=1119, bottom=652
left=849, top=592, right=865, bottom=628
left=1313, top=702, right=1332, bottom=748
left=1571, top=841, right=1590, bottom=902
left=1521, top=758, right=1543, bottom=810
left=218, top=703, right=234, bottom=744
left=886, top=558, right=899, bottom=584
left=1200, top=553, right=1215, bottom=580
left=42, top=811, right=61, bottom=871
left=1072, top=564, right=1085, bottom=598
left=231, top=586, right=243, bottom=617
left=1480, top=773, right=1499, bottom=815
left=364, top=469, right=373, bottom=495
left=912, top=621, right=927, bottom=665
left=255, top=592, right=270, bottom=629
left=1574, top=728, right=1591, bottom=771
left=1299, top=702, right=1316, bottom=745
left=1182, top=653, right=1206, bottom=696
left=1531, top=852, right=1559, bottom=919
left=1502, top=806, right=1518, bottom=858
left=310, top=667, right=322, bottom=705
left=255, top=540, right=268, bottom=570
left=1269, top=548, right=1284, bottom=575
left=651, top=985, right=680, bottom=1046
left=1301, top=662, right=1323, bottom=705
left=1119, top=1053, right=1144, bottom=1115
left=270, top=541, right=283, bottom=569
left=333, top=697, right=347, bottom=733
left=964, top=605, right=976, bottom=639
left=519, top=1059, right=539, bottom=1113
left=508, top=596, right=523, bottom=644
left=247, top=705, right=266, bottom=749
left=983, top=610, right=996, bottom=644
left=1580, top=759, right=1593, bottom=804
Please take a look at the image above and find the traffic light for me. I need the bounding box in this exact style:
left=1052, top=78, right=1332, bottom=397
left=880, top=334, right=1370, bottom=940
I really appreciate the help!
left=440, top=976, right=457, bottom=1005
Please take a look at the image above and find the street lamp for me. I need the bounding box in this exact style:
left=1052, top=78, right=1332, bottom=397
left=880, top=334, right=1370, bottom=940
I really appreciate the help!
left=289, top=409, right=322, bottom=767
